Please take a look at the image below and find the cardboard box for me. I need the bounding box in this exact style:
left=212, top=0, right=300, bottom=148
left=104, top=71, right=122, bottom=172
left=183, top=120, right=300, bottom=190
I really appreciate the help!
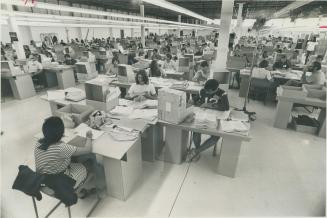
left=85, top=78, right=121, bottom=111
left=117, top=64, right=135, bottom=83
left=158, top=88, right=193, bottom=124
left=292, top=116, right=319, bottom=135
left=75, top=62, right=98, bottom=82
left=55, top=104, right=94, bottom=125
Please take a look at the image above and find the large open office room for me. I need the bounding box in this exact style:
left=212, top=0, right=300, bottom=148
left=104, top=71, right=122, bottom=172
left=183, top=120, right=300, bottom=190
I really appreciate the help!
left=1, top=0, right=326, bottom=217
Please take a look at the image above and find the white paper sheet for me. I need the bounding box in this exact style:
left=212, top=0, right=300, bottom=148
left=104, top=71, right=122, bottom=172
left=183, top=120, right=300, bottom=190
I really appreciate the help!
left=110, top=106, right=134, bottom=116
left=74, top=123, right=104, bottom=140
left=220, top=120, right=249, bottom=133
left=129, top=109, right=158, bottom=121
left=230, top=110, right=249, bottom=122
left=47, top=90, right=65, bottom=100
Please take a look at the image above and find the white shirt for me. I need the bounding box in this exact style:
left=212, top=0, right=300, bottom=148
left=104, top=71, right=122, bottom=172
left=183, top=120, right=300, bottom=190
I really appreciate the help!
left=26, top=60, right=43, bottom=73
left=252, top=68, right=272, bottom=80
left=307, top=71, right=326, bottom=85
left=162, top=60, right=177, bottom=71
left=128, top=83, right=156, bottom=97
left=307, top=41, right=318, bottom=52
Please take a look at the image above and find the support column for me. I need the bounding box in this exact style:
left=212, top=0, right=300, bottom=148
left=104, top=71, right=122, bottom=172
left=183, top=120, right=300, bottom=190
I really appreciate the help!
left=212, top=0, right=234, bottom=73
left=109, top=27, right=113, bottom=38
left=131, top=28, right=134, bottom=38
left=6, top=4, right=25, bottom=59
left=235, top=3, right=244, bottom=39
left=140, top=4, right=145, bottom=47
left=178, top=15, right=182, bottom=37
left=77, top=27, right=83, bottom=40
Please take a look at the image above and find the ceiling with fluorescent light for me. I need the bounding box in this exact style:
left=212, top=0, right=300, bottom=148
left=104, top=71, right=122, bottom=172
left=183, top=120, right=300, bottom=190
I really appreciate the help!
left=48, top=0, right=326, bottom=21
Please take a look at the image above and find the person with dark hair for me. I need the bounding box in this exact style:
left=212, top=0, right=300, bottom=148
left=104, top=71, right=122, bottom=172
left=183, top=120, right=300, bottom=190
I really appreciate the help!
left=193, top=60, right=210, bottom=83
left=35, top=116, right=93, bottom=189
left=151, top=48, right=161, bottom=60
left=289, top=50, right=301, bottom=67
left=149, top=59, right=162, bottom=77
left=106, top=57, right=119, bottom=76
left=273, top=55, right=291, bottom=70
left=162, top=53, right=177, bottom=73
left=186, top=79, right=230, bottom=162
left=64, top=54, right=77, bottom=65
left=125, top=70, right=157, bottom=101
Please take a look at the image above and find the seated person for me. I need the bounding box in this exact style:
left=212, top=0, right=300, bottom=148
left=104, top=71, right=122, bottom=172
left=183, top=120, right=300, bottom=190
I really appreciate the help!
left=125, top=70, right=157, bottom=101
left=232, top=44, right=241, bottom=57
left=193, top=60, right=210, bottom=83
left=151, top=48, right=161, bottom=60
left=64, top=54, right=77, bottom=65
left=289, top=50, right=301, bottom=67
left=149, top=59, right=162, bottom=77
left=162, top=53, right=177, bottom=72
left=26, top=53, right=43, bottom=74
left=252, top=60, right=273, bottom=81
left=35, top=117, right=93, bottom=190
left=106, top=57, right=119, bottom=76
left=285, top=61, right=325, bottom=87
left=194, top=47, right=203, bottom=56
left=273, top=55, right=291, bottom=71
left=186, top=79, right=229, bottom=162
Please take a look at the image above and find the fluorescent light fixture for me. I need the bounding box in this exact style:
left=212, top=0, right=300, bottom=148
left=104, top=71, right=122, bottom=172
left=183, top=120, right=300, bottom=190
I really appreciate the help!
left=273, top=0, right=315, bottom=18
left=5, top=0, right=217, bottom=29
left=141, top=0, right=214, bottom=24
left=0, top=10, right=218, bottom=30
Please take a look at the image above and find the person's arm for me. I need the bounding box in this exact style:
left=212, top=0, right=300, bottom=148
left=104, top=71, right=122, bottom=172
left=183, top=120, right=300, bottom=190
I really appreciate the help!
left=73, top=130, right=93, bottom=156
left=216, top=93, right=230, bottom=111
left=144, top=84, right=157, bottom=99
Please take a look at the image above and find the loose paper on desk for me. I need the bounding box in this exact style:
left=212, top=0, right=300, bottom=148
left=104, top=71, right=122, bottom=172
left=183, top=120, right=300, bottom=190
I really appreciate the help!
left=129, top=109, right=157, bottom=121
left=47, top=90, right=65, bottom=100
left=119, top=98, right=132, bottom=106
left=220, top=120, right=249, bottom=134
left=230, top=110, right=249, bottom=122
left=74, top=123, right=104, bottom=140
left=110, top=106, right=134, bottom=116
left=133, top=100, right=158, bottom=109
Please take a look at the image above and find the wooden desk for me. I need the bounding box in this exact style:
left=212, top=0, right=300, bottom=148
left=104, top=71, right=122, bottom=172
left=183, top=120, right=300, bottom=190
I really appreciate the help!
left=158, top=108, right=251, bottom=178
left=274, top=94, right=326, bottom=138
left=1, top=73, right=36, bottom=100
left=43, top=65, right=76, bottom=89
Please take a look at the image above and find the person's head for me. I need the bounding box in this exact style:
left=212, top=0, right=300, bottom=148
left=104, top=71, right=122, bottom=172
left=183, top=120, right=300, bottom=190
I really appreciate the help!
left=166, top=53, right=172, bottom=62
left=153, top=48, right=158, bottom=54
left=112, top=57, right=119, bottom=66
left=235, top=44, right=241, bottom=50
left=200, top=60, right=209, bottom=72
left=316, top=55, right=323, bottom=63
left=204, top=79, right=219, bottom=95
left=135, top=70, right=149, bottom=85
left=280, top=55, right=287, bottom=62
left=262, top=51, right=268, bottom=59
left=64, top=54, right=71, bottom=61
left=311, top=61, right=321, bottom=73
left=38, top=116, right=65, bottom=150
left=29, top=53, right=38, bottom=61
left=259, top=59, right=269, bottom=68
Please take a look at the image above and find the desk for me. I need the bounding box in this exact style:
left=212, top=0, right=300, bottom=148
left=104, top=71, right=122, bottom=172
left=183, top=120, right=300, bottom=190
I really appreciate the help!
left=274, top=94, right=326, bottom=138
left=158, top=108, right=251, bottom=178
left=43, top=65, right=76, bottom=89
left=111, top=77, right=202, bottom=95
left=1, top=73, right=36, bottom=100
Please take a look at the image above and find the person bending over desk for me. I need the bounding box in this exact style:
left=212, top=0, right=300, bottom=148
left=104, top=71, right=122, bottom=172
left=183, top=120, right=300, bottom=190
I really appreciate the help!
left=192, top=60, right=210, bottom=84
left=273, top=55, right=291, bottom=71
left=285, top=61, right=325, bottom=87
left=26, top=53, right=43, bottom=74
left=149, top=59, right=162, bottom=77
left=64, top=54, right=77, bottom=66
left=125, top=70, right=157, bottom=102
left=186, top=79, right=230, bottom=162
left=35, top=117, right=94, bottom=196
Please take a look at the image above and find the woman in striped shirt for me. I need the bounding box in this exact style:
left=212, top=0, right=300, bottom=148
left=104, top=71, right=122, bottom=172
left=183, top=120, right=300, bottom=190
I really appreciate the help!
left=35, top=117, right=93, bottom=189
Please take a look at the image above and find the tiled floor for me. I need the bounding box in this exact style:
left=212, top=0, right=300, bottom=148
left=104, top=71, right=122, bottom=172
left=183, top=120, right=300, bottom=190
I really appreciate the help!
left=1, top=89, right=325, bottom=217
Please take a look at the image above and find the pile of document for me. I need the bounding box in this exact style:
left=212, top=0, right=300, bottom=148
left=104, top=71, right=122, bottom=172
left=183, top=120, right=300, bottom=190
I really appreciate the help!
left=219, top=120, right=250, bottom=136
left=74, top=123, right=104, bottom=140
left=104, top=124, right=139, bottom=141
left=229, top=110, right=249, bottom=122
left=193, top=108, right=230, bottom=129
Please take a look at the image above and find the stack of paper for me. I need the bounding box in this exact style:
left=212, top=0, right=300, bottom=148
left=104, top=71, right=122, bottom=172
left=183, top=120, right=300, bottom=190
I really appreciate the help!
left=220, top=120, right=249, bottom=135
left=110, top=106, right=134, bottom=116
left=132, top=100, right=158, bottom=109
left=47, top=90, right=66, bottom=100
left=230, top=110, right=249, bottom=122
left=74, top=123, right=104, bottom=140
left=129, top=109, right=158, bottom=121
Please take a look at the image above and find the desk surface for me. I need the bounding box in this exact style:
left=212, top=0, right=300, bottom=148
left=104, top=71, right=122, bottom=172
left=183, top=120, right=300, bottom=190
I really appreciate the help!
left=1, top=72, right=33, bottom=79
left=277, top=95, right=326, bottom=108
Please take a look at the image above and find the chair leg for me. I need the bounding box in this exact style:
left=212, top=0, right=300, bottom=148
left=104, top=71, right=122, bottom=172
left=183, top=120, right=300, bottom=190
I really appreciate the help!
left=67, top=206, right=71, bottom=218
left=32, top=197, right=39, bottom=218
left=45, top=201, right=62, bottom=218
left=86, top=197, right=101, bottom=218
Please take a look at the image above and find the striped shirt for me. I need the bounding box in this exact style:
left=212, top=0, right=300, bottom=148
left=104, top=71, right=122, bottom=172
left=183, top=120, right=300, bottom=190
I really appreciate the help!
left=34, top=142, right=77, bottom=174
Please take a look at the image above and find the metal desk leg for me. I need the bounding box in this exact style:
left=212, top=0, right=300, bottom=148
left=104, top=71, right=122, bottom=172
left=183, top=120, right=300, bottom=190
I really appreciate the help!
left=274, top=100, right=293, bottom=129
left=217, top=137, right=242, bottom=178
left=318, top=108, right=326, bottom=138
left=102, top=137, right=142, bottom=201
left=164, top=126, right=189, bottom=164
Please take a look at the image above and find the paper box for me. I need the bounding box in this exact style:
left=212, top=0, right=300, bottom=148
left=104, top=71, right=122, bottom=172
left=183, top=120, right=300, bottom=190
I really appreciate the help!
left=55, top=104, right=94, bottom=126
left=85, top=79, right=121, bottom=111
left=303, top=84, right=326, bottom=100
left=117, top=64, right=135, bottom=83
left=75, top=62, right=98, bottom=82
left=158, top=88, right=193, bottom=124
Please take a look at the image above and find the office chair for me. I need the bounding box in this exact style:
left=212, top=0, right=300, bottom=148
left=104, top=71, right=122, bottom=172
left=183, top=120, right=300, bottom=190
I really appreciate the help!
left=248, top=78, right=275, bottom=105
